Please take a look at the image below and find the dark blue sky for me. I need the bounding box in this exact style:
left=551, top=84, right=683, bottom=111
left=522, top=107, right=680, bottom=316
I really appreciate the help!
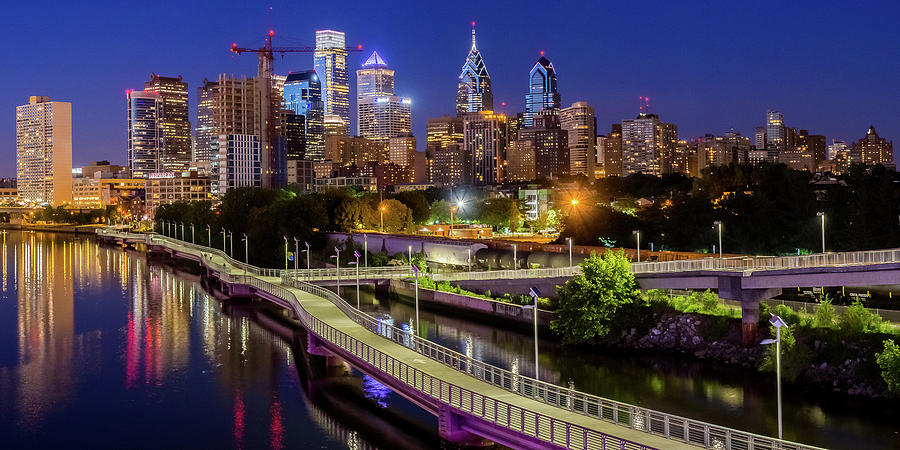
left=2, top=0, right=898, bottom=176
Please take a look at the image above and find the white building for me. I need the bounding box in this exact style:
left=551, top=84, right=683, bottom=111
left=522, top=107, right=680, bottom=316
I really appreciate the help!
left=357, top=96, right=411, bottom=143
left=217, top=134, right=260, bottom=194
left=16, top=96, right=72, bottom=205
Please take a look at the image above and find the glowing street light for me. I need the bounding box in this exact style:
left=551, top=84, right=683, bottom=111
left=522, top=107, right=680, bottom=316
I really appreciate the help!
left=412, top=263, right=421, bottom=336
left=632, top=230, right=641, bottom=262
left=220, top=227, right=226, bottom=253
left=241, top=233, right=248, bottom=264
left=206, top=224, right=211, bottom=248
left=283, top=236, right=289, bottom=270
left=761, top=314, right=789, bottom=440
left=523, top=286, right=542, bottom=380
left=380, top=204, right=386, bottom=233
left=450, top=204, right=458, bottom=237
left=713, top=221, right=723, bottom=259
left=352, top=250, right=361, bottom=309
left=332, top=246, right=341, bottom=296
left=817, top=212, right=825, bottom=254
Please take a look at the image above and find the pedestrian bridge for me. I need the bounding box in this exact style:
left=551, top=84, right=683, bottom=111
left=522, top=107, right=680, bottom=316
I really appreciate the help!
left=97, top=229, right=821, bottom=450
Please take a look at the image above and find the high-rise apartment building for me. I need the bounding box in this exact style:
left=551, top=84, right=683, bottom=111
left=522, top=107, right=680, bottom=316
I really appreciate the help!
left=605, top=124, right=623, bottom=177
left=524, top=55, right=560, bottom=127
left=621, top=113, right=677, bottom=176
left=560, top=101, right=596, bottom=176
left=388, top=135, right=416, bottom=167
left=754, top=126, right=766, bottom=151
left=518, top=115, right=569, bottom=179
left=127, top=90, right=162, bottom=178
left=798, top=129, right=827, bottom=167
left=16, top=96, right=72, bottom=205
left=456, top=25, right=493, bottom=115
left=463, top=111, right=507, bottom=184
left=426, top=116, right=464, bottom=184
left=850, top=126, right=894, bottom=168
left=594, top=135, right=607, bottom=178
left=765, top=110, right=785, bottom=158
left=358, top=96, right=412, bottom=143
left=506, top=139, right=536, bottom=182
left=324, top=114, right=348, bottom=137
left=429, top=144, right=469, bottom=186
left=324, top=135, right=387, bottom=175
left=144, top=74, right=191, bottom=171
left=828, top=139, right=847, bottom=161
left=283, top=71, right=324, bottom=160
left=217, top=134, right=261, bottom=193
left=314, top=30, right=350, bottom=128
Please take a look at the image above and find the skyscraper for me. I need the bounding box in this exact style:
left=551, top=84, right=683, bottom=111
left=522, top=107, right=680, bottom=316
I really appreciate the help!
left=765, top=110, right=785, bottom=158
left=144, top=74, right=190, bottom=171
left=524, top=55, right=560, bottom=127
left=850, top=126, right=894, bottom=168
left=456, top=24, right=493, bottom=115
left=621, top=113, right=677, bottom=176
left=560, top=101, right=596, bottom=176
left=283, top=71, right=324, bottom=160
left=16, top=96, right=72, bottom=205
left=356, top=51, right=394, bottom=99
left=217, top=134, right=261, bottom=193
left=426, top=115, right=465, bottom=185
left=605, top=124, right=623, bottom=177
left=127, top=90, right=162, bottom=178
left=358, top=96, right=412, bottom=143
left=463, top=111, right=507, bottom=184
left=518, top=115, right=569, bottom=179
left=314, top=30, right=350, bottom=128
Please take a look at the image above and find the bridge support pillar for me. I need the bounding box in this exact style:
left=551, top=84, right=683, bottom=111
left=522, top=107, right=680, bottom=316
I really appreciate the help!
left=437, top=404, right=491, bottom=447
left=717, top=277, right=782, bottom=347
left=307, top=333, right=332, bottom=357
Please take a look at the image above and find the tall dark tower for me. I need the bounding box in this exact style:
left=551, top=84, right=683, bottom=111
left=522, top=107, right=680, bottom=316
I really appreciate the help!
left=524, top=54, right=560, bottom=127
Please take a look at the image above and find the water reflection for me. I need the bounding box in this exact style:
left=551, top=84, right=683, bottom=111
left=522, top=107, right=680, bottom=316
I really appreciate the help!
left=0, top=232, right=438, bottom=449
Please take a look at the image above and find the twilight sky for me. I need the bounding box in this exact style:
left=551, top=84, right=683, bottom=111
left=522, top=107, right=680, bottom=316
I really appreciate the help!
left=1, top=0, right=898, bottom=176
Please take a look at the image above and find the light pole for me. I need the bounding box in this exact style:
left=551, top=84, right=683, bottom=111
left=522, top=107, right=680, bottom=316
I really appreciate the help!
left=206, top=225, right=211, bottom=248
left=817, top=212, right=825, bottom=254
left=190, top=224, right=195, bottom=244
left=632, top=230, right=641, bottom=262
left=467, top=248, right=472, bottom=272
left=293, top=237, right=300, bottom=271
left=450, top=205, right=457, bottom=237
left=332, top=246, right=341, bottom=296
left=180, top=222, right=184, bottom=241
left=713, top=220, right=723, bottom=259
left=380, top=205, right=385, bottom=233
left=229, top=232, right=234, bottom=258
left=242, top=233, right=248, bottom=264
left=283, top=236, right=289, bottom=270
left=566, top=237, right=573, bottom=266
left=220, top=228, right=226, bottom=253
left=353, top=250, right=361, bottom=309
left=512, top=243, right=518, bottom=270
left=761, top=314, right=789, bottom=440
left=364, top=234, right=368, bottom=268
left=524, top=287, right=542, bottom=380
left=305, top=241, right=311, bottom=273
left=412, top=264, right=420, bottom=337
left=408, top=245, right=412, bottom=267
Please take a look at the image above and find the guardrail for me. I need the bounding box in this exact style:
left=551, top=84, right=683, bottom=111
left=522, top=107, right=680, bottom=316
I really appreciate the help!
left=99, top=228, right=822, bottom=450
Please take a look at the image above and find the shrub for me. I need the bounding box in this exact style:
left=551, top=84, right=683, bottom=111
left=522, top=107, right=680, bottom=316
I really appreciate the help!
left=839, top=300, right=883, bottom=334
left=876, top=339, right=900, bottom=394
left=812, top=296, right=836, bottom=328
left=772, top=304, right=801, bottom=327
left=700, top=290, right=720, bottom=313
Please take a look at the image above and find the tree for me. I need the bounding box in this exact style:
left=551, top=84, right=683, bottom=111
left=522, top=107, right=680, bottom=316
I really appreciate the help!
left=393, top=191, right=430, bottom=224
left=551, top=251, right=641, bottom=344
left=477, top=197, right=520, bottom=231
left=876, top=339, right=900, bottom=394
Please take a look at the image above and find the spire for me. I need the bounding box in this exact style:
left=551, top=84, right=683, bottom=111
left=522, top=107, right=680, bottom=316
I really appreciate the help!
left=471, top=21, right=477, bottom=50
left=362, top=50, right=387, bottom=68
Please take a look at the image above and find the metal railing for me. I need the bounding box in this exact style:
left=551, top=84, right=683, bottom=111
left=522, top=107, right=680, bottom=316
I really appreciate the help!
left=433, top=266, right=578, bottom=282
left=98, top=228, right=822, bottom=450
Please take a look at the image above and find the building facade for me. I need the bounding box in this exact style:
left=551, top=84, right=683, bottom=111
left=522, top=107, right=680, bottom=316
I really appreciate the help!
left=388, top=135, right=416, bottom=167
left=357, top=96, right=412, bottom=143
left=144, top=74, right=191, bottom=171
left=356, top=51, right=394, bottom=99
left=605, top=124, right=623, bottom=177
left=463, top=111, right=507, bottom=185
left=16, top=96, right=72, bottom=205
left=560, top=101, right=596, bottom=176
left=456, top=25, right=493, bottom=115
left=314, top=30, right=350, bottom=128
left=145, top=171, right=211, bottom=215
left=283, top=71, right=324, bottom=160
left=127, top=90, right=162, bottom=178
left=518, top=115, right=568, bottom=180
left=621, top=113, right=676, bottom=176
left=217, top=134, right=261, bottom=193
left=506, top=139, right=536, bottom=182
left=524, top=55, right=560, bottom=127
left=850, top=126, right=894, bottom=168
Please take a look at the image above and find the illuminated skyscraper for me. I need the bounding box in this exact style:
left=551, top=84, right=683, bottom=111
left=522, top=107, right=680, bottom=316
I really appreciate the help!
left=16, top=96, right=72, bottom=205
left=358, top=96, right=411, bottom=143
left=456, top=24, right=493, bottom=115
left=356, top=51, right=394, bottom=98
left=283, top=71, right=324, bottom=160
left=144, top=74, right=191, bottom=171
left=621, top=113, right=677, bottom=176
left=524, top=55, right=560, bottom=127
left=463, top=111, right=507, bottom=184
left=605, top=124, right=623, bottom=177
left=560, top=101, right=596, bottom=176
left=850, top=126, right=894, bottom=168
left=765, top=110, right=785, bottom=158
left=127, top=90, right=162, bottom=178
left=314, top=30, right=350, bottom=128
left=518, top=115, right=568, bottom=179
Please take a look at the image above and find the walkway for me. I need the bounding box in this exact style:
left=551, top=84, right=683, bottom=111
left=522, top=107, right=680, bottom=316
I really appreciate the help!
left=98, top=229, right=821, bottom=450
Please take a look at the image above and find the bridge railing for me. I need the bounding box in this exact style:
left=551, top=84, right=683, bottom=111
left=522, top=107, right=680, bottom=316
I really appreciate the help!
left=99, top=228, right=821, bottom=450
left=280, top=273, right=820, bottom=450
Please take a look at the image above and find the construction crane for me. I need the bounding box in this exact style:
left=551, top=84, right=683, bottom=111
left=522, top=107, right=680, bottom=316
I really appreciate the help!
left=228, top=30, right=362, bottom=187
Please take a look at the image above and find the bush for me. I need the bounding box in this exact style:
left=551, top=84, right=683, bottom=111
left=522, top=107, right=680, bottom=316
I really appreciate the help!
left=813, top=296, right=836, bottom=328
left=772, top=304, right=802, bottom=327
left=700, top=290, right=720, bottom=313
left=839, top=300, right=884, bottom=334
left=760, top=323, right=808, bottom=381
left=876, top=339, right=900, bottom=394
left=551, top=251, right=641, bottom=344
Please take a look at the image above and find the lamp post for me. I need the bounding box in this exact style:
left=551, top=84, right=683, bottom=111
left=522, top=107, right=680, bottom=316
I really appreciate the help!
left=408, top=245, right=412, bottom=267
left=353, top=250, right=361, bottom=309
left=380, top=205, right=385, bottom=233
left=190, top=224, right=195, bottom=244
left=242, top=233, right=248, bottom=264
left=761, top=314, right=789, bottom=440
left=450, top=205, right=458, bottom=237
left=566, top=237, right=573, bottom=266
left=283, top=236, right=289, bottom=270
left=305, top=241, right=311, bottom=273
left=229, top=232, right=234, bottom=258
left=332, top=246, right=341, bottom=296
left=632, top=230, right=641, bottom=263
left=364, top=234, right=368, bottom=268
left=467, top=248, right=472, bottom=272
left=293, top=237, right=300, bottom=271
left=180, top=222, right=184, bottom=241
left=412, top=264, right=421, bottom=337
left=220, top=228, right=226, bottom=253
left=524, top=287, right=542, bottom=380
left=512, top=243, right=518, bottom=270
left=817, top=212, right=825, bottom=254
left=713, top=221, right=723, bottom=259
left=206, top=225, right=211, bottom=248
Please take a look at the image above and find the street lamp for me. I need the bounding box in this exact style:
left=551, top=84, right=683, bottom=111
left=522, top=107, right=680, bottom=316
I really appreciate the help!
left=450, top=205, right=458, bottom=237
left=467, top=248, right=472, bottom=272
left=293, top=237, right=300, bottom=271
left=332, top=246, right=341, bottom=296
left=566, top=237, right=573, bottom=266
left=817, top=212, right=825, bottom=254
left=512, top=243, right=518, bottom=270
left=364, top=234, right=368, bottom=268
left=283, top=236, right=289, bottom=270
left=524, top=287, right=542, bottom=380
left=408, top=245, right=412, bottom=267
left=180, top=222, right=184, bottom=241
left=713, top=221, right=723, bottom=259
left=380, top=204, right=386, bottom=233
left=206, top=225, right=211, bottom=248
left=242, top=233, right=248, bottom=264
left=761, top=314, right=789, bottom=440
left=305, top=241, right=311, bottom=273
left=229, top=231, right=234, bottom=258
left=412, top=264, right=421, bottom=337
left=352, top=250, right=361, bottom=309
left=220, top=227, right=226, bottom=253
left=190, top=223, right=195, bottom=244
left=632, top=230, right=641, bottom=263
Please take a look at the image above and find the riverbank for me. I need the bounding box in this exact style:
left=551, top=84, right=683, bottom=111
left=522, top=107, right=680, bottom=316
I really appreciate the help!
left=0, top=223, right=100, bottom=234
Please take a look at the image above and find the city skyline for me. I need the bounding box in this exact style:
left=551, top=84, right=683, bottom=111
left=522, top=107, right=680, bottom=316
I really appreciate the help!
left=1, top=1, right=899, bottom=175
